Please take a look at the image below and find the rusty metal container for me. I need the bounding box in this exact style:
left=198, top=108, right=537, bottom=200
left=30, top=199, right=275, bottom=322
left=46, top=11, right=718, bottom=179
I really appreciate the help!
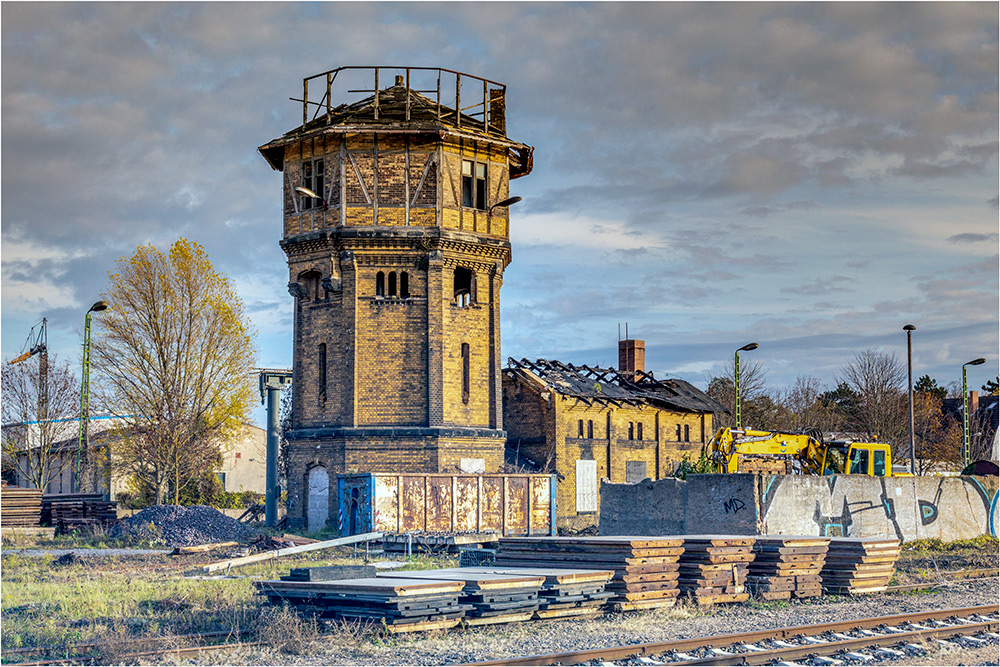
left=336, top=473, right=557, bottom=537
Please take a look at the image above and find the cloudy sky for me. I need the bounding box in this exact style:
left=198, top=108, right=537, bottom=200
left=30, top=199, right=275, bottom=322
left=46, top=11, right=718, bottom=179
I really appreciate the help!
left=3, top=2, right=997, bottom=425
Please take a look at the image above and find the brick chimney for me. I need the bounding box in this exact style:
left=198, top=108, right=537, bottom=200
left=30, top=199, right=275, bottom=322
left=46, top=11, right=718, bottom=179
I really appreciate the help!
left=618, top=339, right=645, bottom=378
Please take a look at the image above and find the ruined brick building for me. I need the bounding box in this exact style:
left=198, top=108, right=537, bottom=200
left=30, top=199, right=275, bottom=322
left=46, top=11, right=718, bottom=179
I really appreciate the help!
left=259, top=67, right=533, bottom=530
left=503, top=339, right=727, bottom=530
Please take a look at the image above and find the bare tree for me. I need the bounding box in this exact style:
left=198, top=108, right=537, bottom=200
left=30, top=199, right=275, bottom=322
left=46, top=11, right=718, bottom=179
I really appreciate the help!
left=837, top=349, right=907, bottom=444
left=777, top=375, right=844, bottom=432
left=93, top=239, right=258, bottom=505
left=912, top=392, right=962, bottom=474
left=1, top=355, right=78, bottom=490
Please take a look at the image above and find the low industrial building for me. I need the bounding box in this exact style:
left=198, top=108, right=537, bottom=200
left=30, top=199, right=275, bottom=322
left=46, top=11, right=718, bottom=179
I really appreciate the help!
left=502, top=339, right=727, bottom=530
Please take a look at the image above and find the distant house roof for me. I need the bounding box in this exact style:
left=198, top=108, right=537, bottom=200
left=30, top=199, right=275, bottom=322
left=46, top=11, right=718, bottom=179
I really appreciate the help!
left=504, top=358, right=728, bottom=414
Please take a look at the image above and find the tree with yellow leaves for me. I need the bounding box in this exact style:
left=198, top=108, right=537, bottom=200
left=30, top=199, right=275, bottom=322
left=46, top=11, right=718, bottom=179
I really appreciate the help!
left=93, top=239, right=258, bottom=505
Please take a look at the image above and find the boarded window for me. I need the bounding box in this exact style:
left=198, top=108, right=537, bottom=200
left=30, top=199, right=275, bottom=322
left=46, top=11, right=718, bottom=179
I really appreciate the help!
left=576, top=459, right=597, bottom=512
left=626, top=461, right=647, bottom=484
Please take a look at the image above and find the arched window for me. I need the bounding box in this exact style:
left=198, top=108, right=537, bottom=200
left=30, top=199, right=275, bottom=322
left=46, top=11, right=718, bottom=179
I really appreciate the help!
left=587, top=420, right=594, bottom=439
left=388, top=271, right=397, bottom=297
left=578, top=420, right=584, bottom=437
left=628, top=422, right=635, bottom=440
left=675, top=424, right=682, bottom=441
left=684, top=424, right=690, bottom=442
left=454, top=267, right=474, bottom=307
left=637, top=422, right=643, bottom=441
left=400, top=271, right=409, bottom=298
left=376, top=271, right=385, bottom=298
left=299, top=271, right=322, bottom=301
left=461, top=343, right=471, bottom=404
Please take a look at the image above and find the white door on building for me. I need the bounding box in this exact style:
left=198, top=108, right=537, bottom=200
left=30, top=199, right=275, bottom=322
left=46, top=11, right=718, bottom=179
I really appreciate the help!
left=307, top=465, right=329, bottom=533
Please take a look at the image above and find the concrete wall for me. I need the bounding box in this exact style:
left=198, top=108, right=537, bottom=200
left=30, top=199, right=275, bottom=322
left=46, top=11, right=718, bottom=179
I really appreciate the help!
left=600, top=473, right=999, bottom=543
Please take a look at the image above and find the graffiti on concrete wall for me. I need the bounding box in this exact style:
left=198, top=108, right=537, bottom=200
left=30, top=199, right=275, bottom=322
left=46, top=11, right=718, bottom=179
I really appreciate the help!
left=761, top=474, right=999, bottom=541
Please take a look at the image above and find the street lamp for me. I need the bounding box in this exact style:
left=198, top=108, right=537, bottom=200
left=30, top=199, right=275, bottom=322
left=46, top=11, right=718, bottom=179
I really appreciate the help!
left=76, top=300, right=108, bottom=493
left=734, top=343, right=758, bottom=430
left=488, top=196, right=522, bottom=216
left=903, top=325, right=916, bottom=475
left=962, top=357, right=987, bottom=468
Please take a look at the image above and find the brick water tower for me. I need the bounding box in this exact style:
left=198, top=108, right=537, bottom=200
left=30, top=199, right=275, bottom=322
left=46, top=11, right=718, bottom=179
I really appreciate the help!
left=259, top=67, right=533, bottom=530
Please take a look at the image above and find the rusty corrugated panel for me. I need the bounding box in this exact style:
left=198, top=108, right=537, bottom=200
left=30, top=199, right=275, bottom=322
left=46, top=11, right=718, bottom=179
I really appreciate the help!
left=374, top=476, right=398, bottom=532
left=529, top=477, right=551, bottom=535
left=400, top=476, right=425, bottom=532
left=481, top=477, right=503, bottom=532
left=454, top=477, right=479, bottom=532
left=426, top=477, right=452, bottom=531
left=505, top=476, right=529, bottom=536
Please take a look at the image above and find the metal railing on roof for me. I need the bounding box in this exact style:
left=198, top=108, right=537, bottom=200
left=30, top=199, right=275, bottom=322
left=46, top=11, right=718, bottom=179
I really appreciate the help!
left=295, top=66, right=508, bottom=136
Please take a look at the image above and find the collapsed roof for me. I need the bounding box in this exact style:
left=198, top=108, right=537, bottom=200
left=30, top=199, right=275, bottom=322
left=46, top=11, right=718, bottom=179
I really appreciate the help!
left=504, top=358, right=729, bottom=414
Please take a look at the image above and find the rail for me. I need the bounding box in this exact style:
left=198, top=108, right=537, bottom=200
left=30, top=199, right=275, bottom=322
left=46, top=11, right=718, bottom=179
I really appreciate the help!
left=296, top=66, right=508, bottom=135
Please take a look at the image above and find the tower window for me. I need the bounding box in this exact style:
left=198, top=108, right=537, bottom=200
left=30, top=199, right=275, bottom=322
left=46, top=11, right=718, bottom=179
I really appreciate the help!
left=461, top=343, right=471, bottom=404
left=301, top=158, right=324, bottom=210
left=461, top=159, right=487, bottom=210
left=376, top=271, right=385, bottom=298
left=318, top=343, right=327, bottom=405
left=400, top=271, right=409, bottom=298
left=388, top=271, right=397, bottom=297
left=454, top=267, right=474, bottom=307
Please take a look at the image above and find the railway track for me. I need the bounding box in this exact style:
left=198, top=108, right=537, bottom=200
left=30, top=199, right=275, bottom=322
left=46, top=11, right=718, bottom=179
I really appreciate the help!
left=466, top=605, right=999, bottom=666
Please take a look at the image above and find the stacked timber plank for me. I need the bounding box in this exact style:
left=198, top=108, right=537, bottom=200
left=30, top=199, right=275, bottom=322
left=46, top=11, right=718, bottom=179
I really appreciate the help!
left=1, top=484, right=43, bottom=527
left=677, top=535, right=755, bottom=605
left=379, top=568, right=544, bottom=625
left=821, top=537, right=901, bottom=594
left=254, top=577, right=471, bottom=632
left=746, top=536, right=830, bottom=600
left=41, top=494, right=117, bottom=530
left=495, top=536, right=684, bottom=612
left=459, top=566, right=615, bottom=619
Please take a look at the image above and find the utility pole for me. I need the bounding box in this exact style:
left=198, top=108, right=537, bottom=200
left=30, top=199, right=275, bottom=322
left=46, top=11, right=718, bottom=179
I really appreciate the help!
left=259, top=369, right=292, bottom=527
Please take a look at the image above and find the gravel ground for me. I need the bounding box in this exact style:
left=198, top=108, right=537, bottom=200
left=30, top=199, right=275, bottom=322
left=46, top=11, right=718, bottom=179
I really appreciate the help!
left=109, top=505, right=259, bottom=547
left=177, top=578, right=998, bottom=666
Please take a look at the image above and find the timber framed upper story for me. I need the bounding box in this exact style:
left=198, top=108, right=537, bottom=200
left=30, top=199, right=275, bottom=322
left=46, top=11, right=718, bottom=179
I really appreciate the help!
left=258, top=66, right=534, bottom=258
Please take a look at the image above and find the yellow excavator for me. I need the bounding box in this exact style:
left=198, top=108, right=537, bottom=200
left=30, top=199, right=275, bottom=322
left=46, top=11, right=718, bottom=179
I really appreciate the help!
left=704, top=427, right=907, bottom=477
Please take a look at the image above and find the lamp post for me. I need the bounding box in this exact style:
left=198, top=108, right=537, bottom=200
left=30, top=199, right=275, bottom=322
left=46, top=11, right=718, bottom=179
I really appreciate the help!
left=734, top=343, right=758, bottom=430
left=962, top=357, right=987, bottom=468
left=487, top=196, right=521, bottom=234
left=903, top=325, right=916, bottom=475
left=76, top=300, right=108, bottom=493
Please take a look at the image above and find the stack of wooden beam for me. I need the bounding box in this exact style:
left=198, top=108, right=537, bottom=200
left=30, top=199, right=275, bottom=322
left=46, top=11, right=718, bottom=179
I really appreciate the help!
left=677, top=535, right=755, bottom=605
left=42, top=494, right=117, bottom=529
left=1, top=484, right=43, bottom=527
left=746, top=536, right=830, bottom=600
left=495, top=536, right=684, bottom=612
left=459, top=566, right=615, bottom=619
left=254, top=577, right=470, bottom=632
left=378, top=568, right=544, bottom=625
left=821, top=537, right=901, bottom=594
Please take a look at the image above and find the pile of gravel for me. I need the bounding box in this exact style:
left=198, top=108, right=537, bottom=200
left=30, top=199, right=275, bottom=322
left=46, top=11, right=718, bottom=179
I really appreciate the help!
left=109, top=505, right=259, bottom=547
